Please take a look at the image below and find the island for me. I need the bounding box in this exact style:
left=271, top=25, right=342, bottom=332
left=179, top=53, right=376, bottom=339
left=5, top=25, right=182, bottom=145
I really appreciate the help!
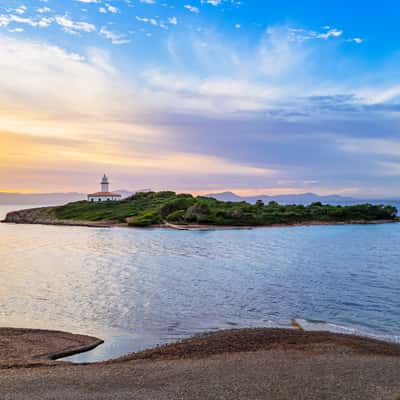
left=3, top=191, right=399, bottom=228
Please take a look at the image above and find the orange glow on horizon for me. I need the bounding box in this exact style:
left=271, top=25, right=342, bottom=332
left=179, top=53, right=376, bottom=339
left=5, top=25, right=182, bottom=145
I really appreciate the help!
left=0, top=189, right=41, bottom=194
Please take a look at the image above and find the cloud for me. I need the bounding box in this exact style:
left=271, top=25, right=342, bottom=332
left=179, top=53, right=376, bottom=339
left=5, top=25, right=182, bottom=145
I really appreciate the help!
left=1, top=20, right=400, bottom=195
left=201, top=0, right=222, bottom=5
left=106, top=5, right=119, bottom=13
left=0, top=34, right=282, bottom=192
left=0, top=14, right=53, bottom=28
left=288, top=26, right=343, bottom=42
left=15, top=5, right=27, bottom=15
left=339, top=138, right=400, bottom=158
left=141, top=25, right=389, bottom=121
left=8, top=27, right=24, bottom=33
left=37, top=6, right=51, bottom=13
left=136, top=16, right=158, bottom=26
left=358, top=85, right=400, bottom=105
left=316, top=28, right=343, bottom=39
left=55, top=15, right=96, bottom=34
left=142, top=69, right=285, bottom=113
left=0, top=35, right=128, bottom=124
left=100, top=3, right=119, bottom=13
left=147, top=26, right=312, bottom=114
left=99, top=27, right=130, bottom=44
left=184, top=5, right=200, bottom=13
left=168, top=16, right=177, bottom=25
left=0, top=129, right=276, bottom=192
left=379, top=161, right=400, bottom=176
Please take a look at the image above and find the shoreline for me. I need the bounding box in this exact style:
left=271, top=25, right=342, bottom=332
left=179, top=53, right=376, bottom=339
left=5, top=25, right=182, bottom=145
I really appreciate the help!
left=2, top=215, right=400, bottom=230
left=108, top=327, right=400, bottom=364
left=160, top=219, right=400, bottom=230
left=0, top=328, right=103, bottom=368
left=3, top=194, right=398, bottom=233
left=1, top=327, right=400, bottom=399
left=2, top=326, right=400, bottom=368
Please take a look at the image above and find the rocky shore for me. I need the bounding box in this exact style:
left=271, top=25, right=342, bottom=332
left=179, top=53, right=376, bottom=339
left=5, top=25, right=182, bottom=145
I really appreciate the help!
left=1, top=327, right=400, bottom=399
left=2, top=207, right=113, bottom=227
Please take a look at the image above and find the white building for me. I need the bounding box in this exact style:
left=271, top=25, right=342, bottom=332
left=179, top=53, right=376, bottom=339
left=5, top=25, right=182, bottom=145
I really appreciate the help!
left=87, top=174, right=122, bottom=202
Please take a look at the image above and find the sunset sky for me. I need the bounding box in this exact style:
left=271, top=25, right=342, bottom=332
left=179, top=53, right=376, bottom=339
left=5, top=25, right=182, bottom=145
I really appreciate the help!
left=1, top=0, right=400, bottom=196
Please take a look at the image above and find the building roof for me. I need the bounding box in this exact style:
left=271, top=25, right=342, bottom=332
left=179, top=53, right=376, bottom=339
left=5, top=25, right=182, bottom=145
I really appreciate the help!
left=88, top=192, right=121, bottom=197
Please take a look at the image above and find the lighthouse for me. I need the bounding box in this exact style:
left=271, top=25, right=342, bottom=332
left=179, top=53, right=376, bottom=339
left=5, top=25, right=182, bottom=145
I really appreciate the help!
left=101, top=174, right=109, bottom=192
left=87, top=174, right=122, bottom=202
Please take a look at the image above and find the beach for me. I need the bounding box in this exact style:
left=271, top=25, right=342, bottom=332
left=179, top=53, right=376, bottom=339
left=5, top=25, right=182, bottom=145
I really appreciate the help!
left=0, top=328, right=103, bottom=368
left=1, top=327, right=400, bottom=399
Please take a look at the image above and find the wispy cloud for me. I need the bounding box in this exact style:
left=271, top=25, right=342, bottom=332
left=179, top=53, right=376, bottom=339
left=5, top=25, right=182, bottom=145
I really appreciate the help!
left=100, top=26, right=130, bottom=44
left=0, top=14, right=53, bottom=28
left=37, top=6, right=51, bottom=13
left=74, top=0, right=100, bottom=3
left=99, top=3, right=119, bottom=13
left=184, top=5, right=200, bottom=13
left=288, top=26, right=343, bottom=42
left=55, top=15, right=96, bottom=34
left=0, top=5, right=397, bottom=195
left=136, top=16, right=158, bottom=26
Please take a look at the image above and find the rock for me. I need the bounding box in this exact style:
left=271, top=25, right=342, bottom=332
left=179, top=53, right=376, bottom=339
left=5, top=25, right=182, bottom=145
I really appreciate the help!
left=184, top=203, right=210, bottom=223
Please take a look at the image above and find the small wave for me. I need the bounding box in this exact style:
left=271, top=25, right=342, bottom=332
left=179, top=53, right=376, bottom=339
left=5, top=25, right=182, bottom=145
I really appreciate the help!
left=297, top=319, right=400, bottom=344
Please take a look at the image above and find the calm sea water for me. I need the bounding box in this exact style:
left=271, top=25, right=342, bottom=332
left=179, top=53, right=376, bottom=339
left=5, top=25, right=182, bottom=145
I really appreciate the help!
left=0, top=205, right=399, bottom=362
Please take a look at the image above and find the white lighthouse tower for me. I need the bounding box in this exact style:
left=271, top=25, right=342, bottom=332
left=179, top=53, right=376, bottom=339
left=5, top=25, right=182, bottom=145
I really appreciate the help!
left=87, top=174, right=122, bottom=202
left=101, top=174, right=109, bottom=192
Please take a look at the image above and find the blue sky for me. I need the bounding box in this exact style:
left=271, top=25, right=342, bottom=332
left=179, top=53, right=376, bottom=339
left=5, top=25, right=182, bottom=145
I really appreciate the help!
left=1, top=0, right=400, bottom=197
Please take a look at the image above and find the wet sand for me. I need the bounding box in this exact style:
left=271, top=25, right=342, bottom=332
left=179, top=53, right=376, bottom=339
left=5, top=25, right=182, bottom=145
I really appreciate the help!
left=0, top=328, right=103, bottom=368
left=1, top=327, right=400, bottom=399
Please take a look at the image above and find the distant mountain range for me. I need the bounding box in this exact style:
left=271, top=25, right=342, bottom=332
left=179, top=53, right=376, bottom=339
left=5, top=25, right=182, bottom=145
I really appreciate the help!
left=204, top=191, right=399, bottom=206
left=0, top=190, right=134, bottom=205
left=0, top=189, right=398, bottom=207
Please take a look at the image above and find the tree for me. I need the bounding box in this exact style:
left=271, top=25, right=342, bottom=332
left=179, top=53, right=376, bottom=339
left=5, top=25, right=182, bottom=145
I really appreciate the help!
left=256, top=200, right=264, bottom=207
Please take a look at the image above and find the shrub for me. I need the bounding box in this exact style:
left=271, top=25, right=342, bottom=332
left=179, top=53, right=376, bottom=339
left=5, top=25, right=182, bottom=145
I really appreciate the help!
left=184, top=203, right=211, bottom=223
left=166, top=209, right=186, bottom=223
left=159, top=196, right=195, bottom=217
left=52, top=191, right=398, bottom=227
left=128, top=210, right=162, bottom=227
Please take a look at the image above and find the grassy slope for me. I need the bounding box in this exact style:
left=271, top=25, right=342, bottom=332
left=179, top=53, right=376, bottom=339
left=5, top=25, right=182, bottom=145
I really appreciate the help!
left=52, top=191, right=399, bottom=227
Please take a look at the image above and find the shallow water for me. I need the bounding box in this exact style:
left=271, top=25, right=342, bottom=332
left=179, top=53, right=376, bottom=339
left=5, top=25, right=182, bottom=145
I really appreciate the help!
left=0, top=205, right=399, bottom=362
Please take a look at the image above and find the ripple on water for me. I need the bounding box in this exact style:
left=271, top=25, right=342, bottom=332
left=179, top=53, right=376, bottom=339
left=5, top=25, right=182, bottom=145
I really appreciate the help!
left=0, top=206, right=400, bottom=361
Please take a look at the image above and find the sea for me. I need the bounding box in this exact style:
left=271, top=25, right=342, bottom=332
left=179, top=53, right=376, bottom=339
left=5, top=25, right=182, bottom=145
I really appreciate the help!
left=0, top=204, right=399, bottom=362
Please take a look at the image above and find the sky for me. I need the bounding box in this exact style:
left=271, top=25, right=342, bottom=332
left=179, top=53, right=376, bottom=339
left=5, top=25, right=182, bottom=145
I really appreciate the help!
left=1, top=0, right=400, bottom=197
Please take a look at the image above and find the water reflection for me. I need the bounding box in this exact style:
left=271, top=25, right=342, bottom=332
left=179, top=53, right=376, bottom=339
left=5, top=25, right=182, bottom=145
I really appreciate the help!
left=0, top=206, right=399, bottom=361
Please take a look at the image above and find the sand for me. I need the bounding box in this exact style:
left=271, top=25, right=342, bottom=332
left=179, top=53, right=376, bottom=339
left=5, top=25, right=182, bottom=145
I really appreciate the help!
left=0, top=328, right=103, bottom=368
left=1, top=327, right=400, bottom=399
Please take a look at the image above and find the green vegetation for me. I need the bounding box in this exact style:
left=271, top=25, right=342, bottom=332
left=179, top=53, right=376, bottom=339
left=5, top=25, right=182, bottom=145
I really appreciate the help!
left=52, top=191, right=398, bottom=227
